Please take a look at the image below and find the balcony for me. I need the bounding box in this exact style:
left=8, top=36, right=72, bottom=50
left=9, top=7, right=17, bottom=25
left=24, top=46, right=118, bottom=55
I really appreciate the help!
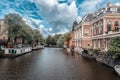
left=105, top=28, right=120, bottom=34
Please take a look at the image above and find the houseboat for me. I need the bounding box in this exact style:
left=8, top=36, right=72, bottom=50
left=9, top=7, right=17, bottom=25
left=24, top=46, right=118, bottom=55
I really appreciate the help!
left=32, top=45, right=44, bottom=50
left=2, top=47, right=32, bottom=57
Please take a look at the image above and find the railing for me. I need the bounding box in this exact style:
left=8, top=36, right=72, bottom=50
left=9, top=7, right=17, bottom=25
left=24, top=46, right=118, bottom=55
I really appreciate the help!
left=106, top=29, right=120, bottom=34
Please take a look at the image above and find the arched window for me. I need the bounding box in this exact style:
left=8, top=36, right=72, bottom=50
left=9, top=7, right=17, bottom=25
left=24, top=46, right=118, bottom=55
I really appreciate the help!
left=99, top=21, right=103, bottom=33
left=94, top=24, right=97, bottom=35
left=0, top=25, right=1, bottom=33
left=114, top=21, right=119, bottom=26
left=107, top=21, right=112, bottom=31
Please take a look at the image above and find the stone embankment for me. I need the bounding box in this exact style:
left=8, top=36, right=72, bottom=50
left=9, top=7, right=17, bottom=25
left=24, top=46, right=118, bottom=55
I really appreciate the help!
left=65, top=47, right=120, bottom=68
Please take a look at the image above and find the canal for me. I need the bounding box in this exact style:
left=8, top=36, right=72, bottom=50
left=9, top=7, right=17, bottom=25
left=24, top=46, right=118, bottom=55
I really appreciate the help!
left=0, top=48, right=119, bottom=80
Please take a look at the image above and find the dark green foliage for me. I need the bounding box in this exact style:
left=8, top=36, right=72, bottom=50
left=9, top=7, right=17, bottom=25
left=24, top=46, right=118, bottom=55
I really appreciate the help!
left=4, top=13, right=44, bottom=45
left=109, top=37, right=120, bottom=54
left=46, top=34, right=61, bottom=47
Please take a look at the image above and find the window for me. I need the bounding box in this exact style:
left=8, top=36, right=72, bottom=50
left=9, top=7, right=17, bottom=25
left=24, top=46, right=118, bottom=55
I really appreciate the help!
left=107, top=21, right=112, bottom=31
left=0, top=25, right=1, bottom=33
left=114, top=21, right=119, bottom=32
left=111, top=8, right=117, bottom=12
left=85, top=29, right=89, bottom=36
left=94, top=24, right=97, bottom=35
left=99, top=21, right=103, bottom=34
left=114, top=21, right=119, bottom=26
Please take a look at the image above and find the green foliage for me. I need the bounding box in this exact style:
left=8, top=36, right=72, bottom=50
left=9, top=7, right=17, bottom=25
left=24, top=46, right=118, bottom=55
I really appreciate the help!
left=4, top=13, right=44, bottom=45
left=71, top=44, right=75, bottom=48
left=4, top=13, right=23, bottom=39
left=57, top=35, right=64, bottom=47
left=109, top=37, right=120, bottom=54
left=45, top=32, right=70, bottom=47
left=64, top=32, right=70, bottom=41
left=45, top=34, right=61, bottom=47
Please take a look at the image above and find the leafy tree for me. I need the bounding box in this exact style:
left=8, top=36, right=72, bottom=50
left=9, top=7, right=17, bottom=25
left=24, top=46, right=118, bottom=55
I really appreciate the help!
left=4, top=13, right=44, bottom=46
left=54, top=34, right=62, bottom=45
left=109, top=37, right=120, bottom=53
left=46, top=35, right=52, bottom=46
left=57, top=35, right=64, bottom=47
left=63, top=32, right=70, bottom=47
left=4, top=13, right=23, bottom=44
left=32, top=29, right=42, bottom=44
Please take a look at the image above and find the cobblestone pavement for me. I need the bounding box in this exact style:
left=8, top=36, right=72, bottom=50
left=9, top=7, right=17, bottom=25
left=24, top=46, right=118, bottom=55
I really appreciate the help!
left=0, top=48, right=119, bottom=80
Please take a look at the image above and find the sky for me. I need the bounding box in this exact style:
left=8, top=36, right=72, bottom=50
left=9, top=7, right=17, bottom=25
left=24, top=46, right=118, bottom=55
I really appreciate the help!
left=0, top=0, right=120, bottom=37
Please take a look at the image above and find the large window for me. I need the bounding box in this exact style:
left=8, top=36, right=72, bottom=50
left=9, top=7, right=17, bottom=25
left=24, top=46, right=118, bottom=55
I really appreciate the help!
left=94, top=24, right=97, bottom=35
left=107, top=21, right=112, bottom=31
left=0, top=25, right=1, bottom=33
left=114, top=21, right=119, bottom=26
left=84, top=29, right=89, bottom=36
left=99, top=21, right=103, bottom=34
left=114, top=21, right=119, bottom=31
left=111, top=8, right=117, bottom=12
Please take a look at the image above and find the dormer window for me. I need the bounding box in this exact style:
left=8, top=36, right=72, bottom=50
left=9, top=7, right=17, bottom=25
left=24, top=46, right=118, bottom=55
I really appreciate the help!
left=110, top=8, right=117, bottom=12
left=86, top=19, right=90, bottom=21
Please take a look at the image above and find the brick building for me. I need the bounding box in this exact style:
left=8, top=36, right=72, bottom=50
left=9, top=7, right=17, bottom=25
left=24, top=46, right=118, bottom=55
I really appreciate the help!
left=72, top=2, right=120, bottom=51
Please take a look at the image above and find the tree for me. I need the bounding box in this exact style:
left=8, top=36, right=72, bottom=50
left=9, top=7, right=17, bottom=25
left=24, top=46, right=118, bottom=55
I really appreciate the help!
left=4, top=13, right=23, bottom=44
left=46, top=35, right=52, bottom=46
left=57, top=35, right=64, bottom=47
left=63, top=32, right=70, bottom=47
left=54, top=34, right=62, bottom=45
left=4, top=13, right=44, bottom=46
left=33, top=30, right=40, bottom=43
left=109, top=37, right=120, bottom=53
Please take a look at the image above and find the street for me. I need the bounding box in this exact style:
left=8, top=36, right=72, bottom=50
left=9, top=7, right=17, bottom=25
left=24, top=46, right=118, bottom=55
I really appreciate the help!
left=0, top=48, right=119, bottom=80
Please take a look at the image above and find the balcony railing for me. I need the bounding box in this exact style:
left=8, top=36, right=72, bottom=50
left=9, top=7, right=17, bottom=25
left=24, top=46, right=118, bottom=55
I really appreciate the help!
left=105, top=28, right=120, bottom=34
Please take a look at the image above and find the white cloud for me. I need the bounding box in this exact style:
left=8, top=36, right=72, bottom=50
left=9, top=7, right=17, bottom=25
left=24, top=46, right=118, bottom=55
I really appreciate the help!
left=115, top=2, right=120, bottom=6
left=49, top=28, right=52, bottom=31
left=76, top=16, right=82, bottom=23
left=31, top=0, right=80, bottom=35
left=39, top=24, right=44, bottom=29
left=79, top=0, right=104, bottom=15
left=23, top=17, right=42, bottom=29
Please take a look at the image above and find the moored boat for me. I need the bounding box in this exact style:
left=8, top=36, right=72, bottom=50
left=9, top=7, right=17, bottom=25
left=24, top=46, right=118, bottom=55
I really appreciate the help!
left=32, top=45, right=44, bottom=50
left=2, top=47, right=32, bottom=57
left=114, top=65, right=120, bottom=76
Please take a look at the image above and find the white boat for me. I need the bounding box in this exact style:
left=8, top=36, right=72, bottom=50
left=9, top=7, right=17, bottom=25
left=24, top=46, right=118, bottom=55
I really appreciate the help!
left=114, top=65, right=120, bottom=76
left=32, top=45, right=44, bottom=50
left=3, top=47, right=32, bottom=57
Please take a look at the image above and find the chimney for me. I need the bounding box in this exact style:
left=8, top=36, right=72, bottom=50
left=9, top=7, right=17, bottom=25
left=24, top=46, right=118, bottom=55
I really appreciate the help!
left=107, top=2, right=113, bottom=7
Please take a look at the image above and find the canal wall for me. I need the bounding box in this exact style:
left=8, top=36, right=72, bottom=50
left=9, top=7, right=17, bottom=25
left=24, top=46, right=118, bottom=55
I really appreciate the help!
left=65, top=47, right=119, bottom=68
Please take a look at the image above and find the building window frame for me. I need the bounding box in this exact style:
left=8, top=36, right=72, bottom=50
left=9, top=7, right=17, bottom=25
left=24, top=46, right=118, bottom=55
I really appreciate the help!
left=114, top=21, right=119, bottom=26
left=107, top=21, right=112, bottom=32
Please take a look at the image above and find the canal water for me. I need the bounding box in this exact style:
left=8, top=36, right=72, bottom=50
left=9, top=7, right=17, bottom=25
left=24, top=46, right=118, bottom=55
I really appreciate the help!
left=0, top=48, right=119, bottom=80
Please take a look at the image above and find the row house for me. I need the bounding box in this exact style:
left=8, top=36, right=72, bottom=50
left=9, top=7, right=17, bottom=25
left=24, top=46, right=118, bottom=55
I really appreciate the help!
left=72, top=2, right=120, bottom=51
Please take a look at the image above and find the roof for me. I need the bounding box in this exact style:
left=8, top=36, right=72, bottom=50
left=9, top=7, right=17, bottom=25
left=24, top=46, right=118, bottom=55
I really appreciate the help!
left=82, top=13, right=94, bottom=22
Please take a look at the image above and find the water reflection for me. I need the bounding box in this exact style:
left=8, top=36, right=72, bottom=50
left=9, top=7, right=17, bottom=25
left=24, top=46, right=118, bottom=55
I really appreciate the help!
left=0, top=48, right=119, bottom=80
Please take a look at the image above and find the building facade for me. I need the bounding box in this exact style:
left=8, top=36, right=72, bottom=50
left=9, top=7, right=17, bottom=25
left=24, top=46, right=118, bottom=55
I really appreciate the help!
left=73, top=2, right=120, bottom=51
